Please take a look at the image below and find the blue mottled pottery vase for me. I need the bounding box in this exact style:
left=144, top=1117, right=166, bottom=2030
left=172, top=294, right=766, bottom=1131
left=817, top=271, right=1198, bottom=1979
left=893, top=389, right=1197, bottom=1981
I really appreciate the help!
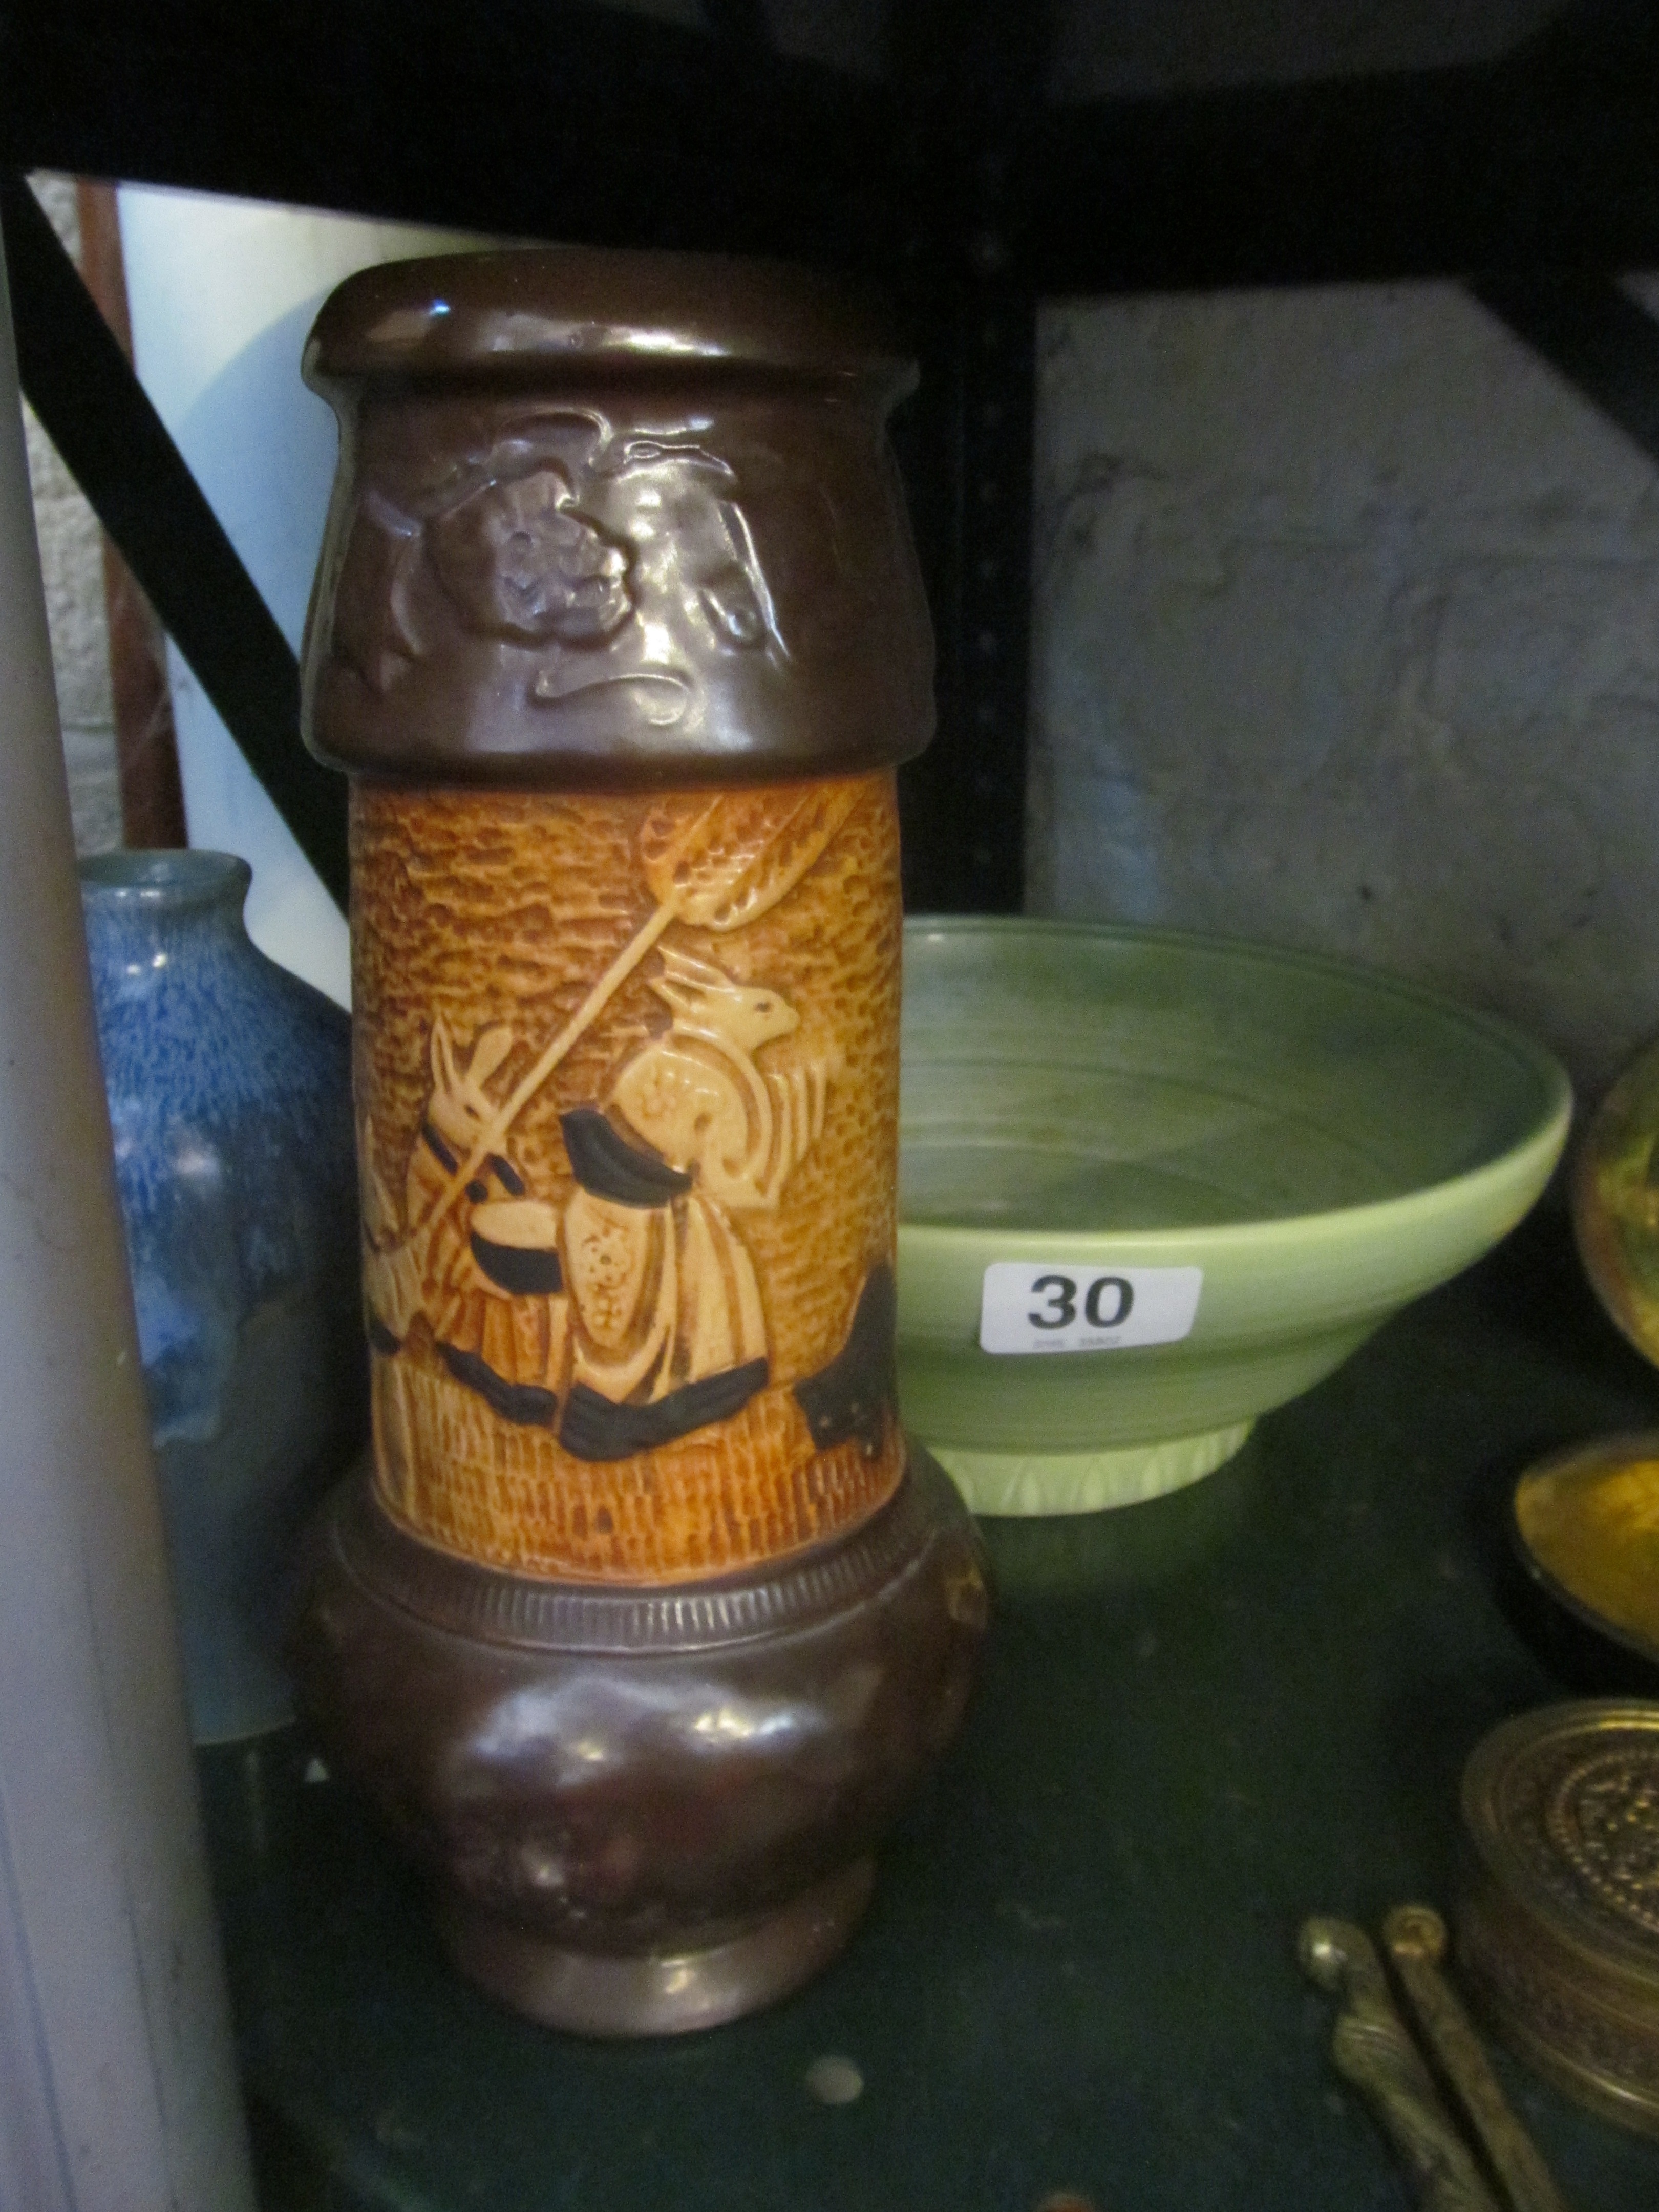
left=79, top=851, right=366, bottom=1742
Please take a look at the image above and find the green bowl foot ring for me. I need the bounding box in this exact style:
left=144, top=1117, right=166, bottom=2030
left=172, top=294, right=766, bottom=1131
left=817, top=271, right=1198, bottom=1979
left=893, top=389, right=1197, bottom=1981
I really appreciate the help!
left=934, top=1421, right=1255, bottom=1516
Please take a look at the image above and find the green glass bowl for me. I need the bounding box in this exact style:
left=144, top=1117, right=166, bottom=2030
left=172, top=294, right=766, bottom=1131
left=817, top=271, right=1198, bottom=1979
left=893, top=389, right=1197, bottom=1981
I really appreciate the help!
left=897, top=919, right=1571, bottom=1516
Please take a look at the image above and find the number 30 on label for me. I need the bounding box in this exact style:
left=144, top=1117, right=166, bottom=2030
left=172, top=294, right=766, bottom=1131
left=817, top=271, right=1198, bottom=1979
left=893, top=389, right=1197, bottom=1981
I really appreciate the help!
left=979, top=1262, right=1203, bottom=1355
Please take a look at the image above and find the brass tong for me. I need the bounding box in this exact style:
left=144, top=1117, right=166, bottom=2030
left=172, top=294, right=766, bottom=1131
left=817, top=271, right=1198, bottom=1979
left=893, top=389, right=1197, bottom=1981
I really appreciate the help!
left=1299, top=1906, right=1569, bottom=2212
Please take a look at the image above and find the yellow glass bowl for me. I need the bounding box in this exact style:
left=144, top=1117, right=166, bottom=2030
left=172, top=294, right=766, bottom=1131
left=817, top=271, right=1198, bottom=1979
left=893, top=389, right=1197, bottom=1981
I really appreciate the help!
left=897, top=919, right=1571, bottom=1515
left=1573, top=1029, right=1659, bottom=1367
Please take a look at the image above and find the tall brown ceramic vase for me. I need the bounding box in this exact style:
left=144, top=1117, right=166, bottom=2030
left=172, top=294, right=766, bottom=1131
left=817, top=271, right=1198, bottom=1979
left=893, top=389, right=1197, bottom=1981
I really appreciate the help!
left=289, top=249, right=989, bottom=2036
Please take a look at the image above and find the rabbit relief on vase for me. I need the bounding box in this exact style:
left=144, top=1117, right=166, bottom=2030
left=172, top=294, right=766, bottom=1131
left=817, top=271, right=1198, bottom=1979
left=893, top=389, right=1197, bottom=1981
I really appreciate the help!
left=361, top=943, right=873, bottom=1471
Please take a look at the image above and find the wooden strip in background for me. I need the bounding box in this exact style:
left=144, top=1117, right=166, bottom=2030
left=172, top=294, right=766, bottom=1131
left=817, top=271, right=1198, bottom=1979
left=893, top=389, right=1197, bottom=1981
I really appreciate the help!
left=73, top=178, right=186, bottom=849
left=0, top=175, right=348, bottom=908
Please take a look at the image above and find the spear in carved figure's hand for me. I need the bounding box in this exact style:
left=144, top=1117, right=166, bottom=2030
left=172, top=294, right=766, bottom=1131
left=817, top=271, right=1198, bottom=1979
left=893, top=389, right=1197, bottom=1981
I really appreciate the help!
left=400, top=778, right=864, bottom=1263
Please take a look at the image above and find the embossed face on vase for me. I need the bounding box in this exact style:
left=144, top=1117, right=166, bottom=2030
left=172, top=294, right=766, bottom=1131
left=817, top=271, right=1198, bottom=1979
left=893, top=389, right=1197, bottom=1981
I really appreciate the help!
left=324, top=413, right=794, bottom=749
left=429, top=464, right=632, bottom=646
left=521, top=429, right=784, bottom=737
left=307, top=385, right=931, bottom=779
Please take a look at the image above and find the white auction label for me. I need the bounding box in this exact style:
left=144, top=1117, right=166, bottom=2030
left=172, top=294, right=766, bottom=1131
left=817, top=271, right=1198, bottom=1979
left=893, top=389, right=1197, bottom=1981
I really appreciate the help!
left=979, top=1262, right=1203, bottom=1354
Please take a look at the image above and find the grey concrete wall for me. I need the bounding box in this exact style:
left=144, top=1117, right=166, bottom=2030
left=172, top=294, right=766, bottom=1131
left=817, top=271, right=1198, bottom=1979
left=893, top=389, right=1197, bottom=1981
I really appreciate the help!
left=19, top=176, right=121, bottom=857
left=1029, top=281, right=1659, bottom=1099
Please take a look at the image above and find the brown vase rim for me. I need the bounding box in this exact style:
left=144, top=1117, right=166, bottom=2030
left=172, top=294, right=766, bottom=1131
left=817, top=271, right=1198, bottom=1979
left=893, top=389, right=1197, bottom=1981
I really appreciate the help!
left=303, top=246, right=916, bottom=398
left=301, top=248, right=931, bottom=785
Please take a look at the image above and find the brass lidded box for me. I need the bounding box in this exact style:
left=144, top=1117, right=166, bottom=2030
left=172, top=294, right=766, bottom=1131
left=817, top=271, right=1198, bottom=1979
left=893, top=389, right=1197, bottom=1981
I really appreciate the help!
left=1459, top=1700, right=1659, bottom=2136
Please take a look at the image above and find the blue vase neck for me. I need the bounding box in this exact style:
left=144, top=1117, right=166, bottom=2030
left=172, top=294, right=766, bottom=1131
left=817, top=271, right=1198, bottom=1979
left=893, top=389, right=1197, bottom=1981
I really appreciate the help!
left=79, top=851, right=256, bottom=971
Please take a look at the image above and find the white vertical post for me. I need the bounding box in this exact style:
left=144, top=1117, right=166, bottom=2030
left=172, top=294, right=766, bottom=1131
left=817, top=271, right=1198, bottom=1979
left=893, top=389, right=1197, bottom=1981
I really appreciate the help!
left=0, top=229, right=257, bottom=2211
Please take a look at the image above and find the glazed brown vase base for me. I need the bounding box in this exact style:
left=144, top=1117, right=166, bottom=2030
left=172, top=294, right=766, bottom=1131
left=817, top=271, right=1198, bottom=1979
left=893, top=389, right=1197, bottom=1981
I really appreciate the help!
left=291, top=1443, right=987, bottom=2038
left=437, top=1856, right=877, bottom=2039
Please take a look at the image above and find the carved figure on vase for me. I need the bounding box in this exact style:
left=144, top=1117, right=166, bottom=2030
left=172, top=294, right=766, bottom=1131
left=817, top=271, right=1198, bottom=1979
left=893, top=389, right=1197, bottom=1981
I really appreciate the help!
left=363, top=942, right=837, bottom=1466
left=351, top=772, right=903, bottom=1582
left=560, top=946, right=835, bottom=1459
left=361, top=1018, right=568, bottom=1427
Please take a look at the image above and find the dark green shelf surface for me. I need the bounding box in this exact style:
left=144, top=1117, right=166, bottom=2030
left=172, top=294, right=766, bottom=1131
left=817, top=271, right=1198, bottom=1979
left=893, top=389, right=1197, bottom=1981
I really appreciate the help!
left=204, top=1213, right=1659, bottom=2211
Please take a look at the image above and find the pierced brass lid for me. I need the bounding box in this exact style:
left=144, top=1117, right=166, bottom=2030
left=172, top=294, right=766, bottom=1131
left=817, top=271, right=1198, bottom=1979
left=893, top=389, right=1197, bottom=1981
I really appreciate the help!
left=1513, top=1436, right=1659, bottom=1669
left=1458, top=1701, right=1659, bottom=2137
